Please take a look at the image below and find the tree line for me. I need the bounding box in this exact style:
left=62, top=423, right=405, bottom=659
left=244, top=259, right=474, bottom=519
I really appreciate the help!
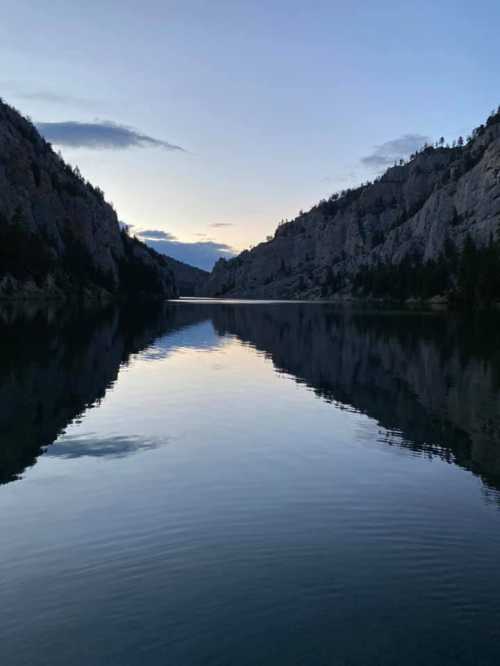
left=352, top=233, right=500, bottom=306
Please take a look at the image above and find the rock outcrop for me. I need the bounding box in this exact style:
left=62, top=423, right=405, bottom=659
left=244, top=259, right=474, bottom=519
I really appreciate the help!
left=204, top=109, right=500, bottom=301
left=0, top=99, right=177, bottom=300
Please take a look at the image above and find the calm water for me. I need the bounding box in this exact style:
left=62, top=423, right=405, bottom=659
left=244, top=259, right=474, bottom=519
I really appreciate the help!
left=1, top=301, right=500, bottom=665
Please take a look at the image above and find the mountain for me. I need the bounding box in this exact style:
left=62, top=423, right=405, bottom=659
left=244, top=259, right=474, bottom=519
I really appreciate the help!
left=204, top=109, right=500, bottom=304
left=0, top=99, right=176, bottom=300
left=159, top=255, right=207, bottom=296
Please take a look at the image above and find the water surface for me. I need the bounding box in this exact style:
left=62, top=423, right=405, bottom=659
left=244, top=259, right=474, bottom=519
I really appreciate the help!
left=1, top=301, right=500, bottom=665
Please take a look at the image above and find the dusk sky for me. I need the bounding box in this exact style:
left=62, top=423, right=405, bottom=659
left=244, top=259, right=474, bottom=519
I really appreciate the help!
left=3, top=0, right=500, bottom=268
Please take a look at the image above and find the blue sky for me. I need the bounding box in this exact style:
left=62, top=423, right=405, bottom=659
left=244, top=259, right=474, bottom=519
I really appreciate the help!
left=2, top=1, right=500, bottom=268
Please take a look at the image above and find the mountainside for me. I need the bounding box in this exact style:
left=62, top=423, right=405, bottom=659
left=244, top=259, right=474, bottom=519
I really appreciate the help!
left=160, top=255, right=207, bottom=295
left=205, top=109, right=500, bottom=304
left=0, top=99, right=176, bottom=300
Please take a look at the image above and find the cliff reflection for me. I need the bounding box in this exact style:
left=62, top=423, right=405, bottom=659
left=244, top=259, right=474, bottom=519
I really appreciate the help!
left=1, top=301, right=500, bottom=494
left=0, top=302, right=204, bottom=484
left=208, top=304, right=500, bottom=491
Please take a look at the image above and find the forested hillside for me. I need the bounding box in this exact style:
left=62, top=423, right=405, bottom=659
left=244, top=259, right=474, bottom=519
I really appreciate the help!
left=0, top=99, right=177, bottom=300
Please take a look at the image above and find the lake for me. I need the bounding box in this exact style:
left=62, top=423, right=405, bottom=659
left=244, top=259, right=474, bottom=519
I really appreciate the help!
left=1, top=300, right=500, bottom=665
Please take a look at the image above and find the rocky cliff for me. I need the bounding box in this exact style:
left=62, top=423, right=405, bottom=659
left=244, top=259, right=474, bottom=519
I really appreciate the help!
left=205, top=109, right=500, bottom=302
left=0, top=99, right=177, bottom=300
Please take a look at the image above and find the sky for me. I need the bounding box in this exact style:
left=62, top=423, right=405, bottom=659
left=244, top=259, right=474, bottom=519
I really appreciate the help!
left=2, top=0, right=500, bottom=269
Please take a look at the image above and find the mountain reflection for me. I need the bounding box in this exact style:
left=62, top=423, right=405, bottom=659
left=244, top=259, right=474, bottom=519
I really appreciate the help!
left=0, top=302, right=204, bottom=484
left=0, top=301, right=499, bottom=493
left=209, top=303, right=500, bottom=491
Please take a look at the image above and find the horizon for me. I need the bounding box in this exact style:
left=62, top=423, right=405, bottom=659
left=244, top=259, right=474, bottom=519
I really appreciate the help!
left=2, top=1, right=500, bottom=269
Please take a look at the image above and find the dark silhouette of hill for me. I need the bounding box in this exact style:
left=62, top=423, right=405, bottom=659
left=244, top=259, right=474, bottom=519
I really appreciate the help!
left=0, top=99, right=176, bottom=299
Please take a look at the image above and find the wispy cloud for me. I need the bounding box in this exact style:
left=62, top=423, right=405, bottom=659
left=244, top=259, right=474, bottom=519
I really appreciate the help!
left=135, top=228, right=235, bottom=271
left=36, top=120, right=185, bottom=151
left=22, top=91, right=94, bottom=107
left=210, top=222, right=233, bottom=228
left=1, top=81, right=95, bottom=108
left=361, top=133, right=431, bottom=169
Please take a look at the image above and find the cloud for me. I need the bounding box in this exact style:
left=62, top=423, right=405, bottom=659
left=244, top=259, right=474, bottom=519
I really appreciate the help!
left=22, top=91, right=94, bottom=107
left=138, top=229, right=176, bottom=240
left=210, top=222, right=233, bottom=228
left=1, top=81, right=95, bottom=108
left=361, top=133, right=431, bottom=169
left=135, top=229, right=236, bottom=271
left=36, top=120, right=185, bottom=151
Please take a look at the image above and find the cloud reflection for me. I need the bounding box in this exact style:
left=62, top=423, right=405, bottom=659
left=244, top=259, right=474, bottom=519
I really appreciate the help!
left=47, top=434, right=161, bottom=460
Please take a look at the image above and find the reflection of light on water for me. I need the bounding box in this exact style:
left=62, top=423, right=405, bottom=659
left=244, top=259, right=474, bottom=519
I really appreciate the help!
left=46, top=434, right=163, bottom=460
left=172, top=298, right=323, bottom=305
left=139, top=320, right=229, bottom=361
left=47, top=333, right=278, bottom=468
left=3, top=303, right=500, bottom=666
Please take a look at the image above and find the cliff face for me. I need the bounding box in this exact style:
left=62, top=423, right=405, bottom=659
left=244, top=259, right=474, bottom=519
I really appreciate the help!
left=160, top=255, right=208, bottom=296
left=204, top=111, right=500, bottom=300
left=0, top=100, right=176, bottom=299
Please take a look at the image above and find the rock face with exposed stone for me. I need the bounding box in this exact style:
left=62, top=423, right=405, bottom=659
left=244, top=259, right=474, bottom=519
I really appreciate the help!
left=204, top=111, right=500, bottom=300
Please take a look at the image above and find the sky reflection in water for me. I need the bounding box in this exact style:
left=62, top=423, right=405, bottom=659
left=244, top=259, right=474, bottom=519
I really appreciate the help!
left=1, top=302, right=500, bottom=666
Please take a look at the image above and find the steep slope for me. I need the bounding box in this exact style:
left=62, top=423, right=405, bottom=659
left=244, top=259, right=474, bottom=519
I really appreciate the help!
left=205, top=110, right=500, bottom=303
left=0, top=99, right=176, bottom=300
left=159, top=255, right=208, bottom=295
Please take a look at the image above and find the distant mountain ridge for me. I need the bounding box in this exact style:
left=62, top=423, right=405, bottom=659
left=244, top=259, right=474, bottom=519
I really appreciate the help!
left=160, top=255, right=207, bottom=295
left=0, top=99, right=177, bottom=300
left=204, top=108, right=500, bottom=304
